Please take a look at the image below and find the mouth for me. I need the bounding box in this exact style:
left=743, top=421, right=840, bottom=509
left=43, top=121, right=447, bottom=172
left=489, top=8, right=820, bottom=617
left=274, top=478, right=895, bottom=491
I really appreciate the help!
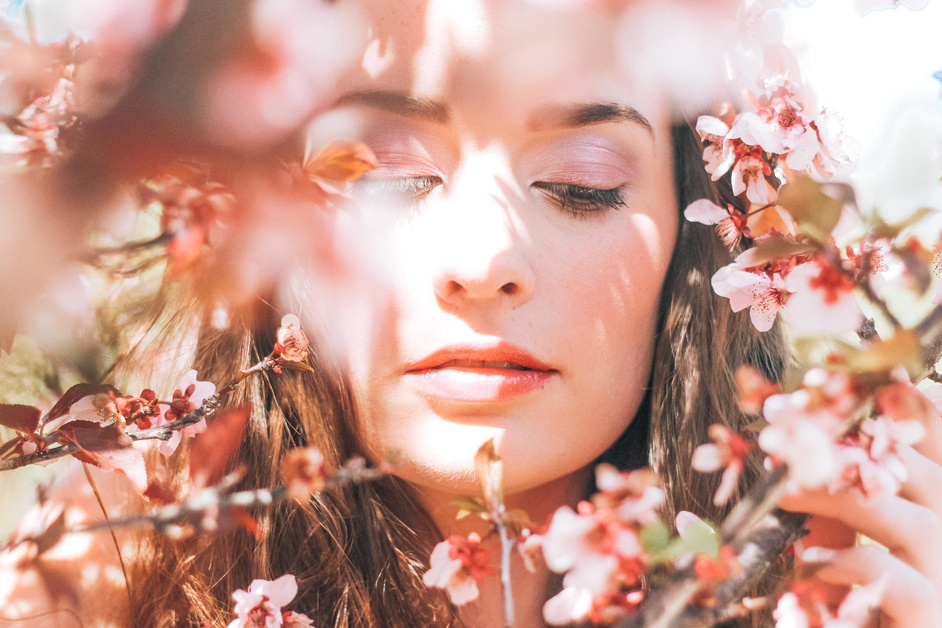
left=430, top=360, right=532, bottom=371
left=404, top=344, right=558, bottom=403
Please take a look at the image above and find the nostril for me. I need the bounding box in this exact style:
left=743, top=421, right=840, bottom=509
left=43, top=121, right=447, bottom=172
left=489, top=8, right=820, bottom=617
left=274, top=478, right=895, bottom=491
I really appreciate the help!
left=500, top=283, right=517, bottom=295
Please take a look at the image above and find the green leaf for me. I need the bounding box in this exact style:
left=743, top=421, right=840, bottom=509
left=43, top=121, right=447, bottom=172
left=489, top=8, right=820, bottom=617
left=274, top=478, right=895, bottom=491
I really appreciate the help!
left=845, top=330, right=923, bottom=379
left=639, top=520, right=670, bottom=554
left=664, top=521, right=720, bottom=560
left=777, top=176, right=843, bottom=244
left=449, top=496, right=486, bottom=514
left=503, top=508, right=532, bottom=536
left=742, top=417, right=769, bottom=433
left=747, top=236, right=816, bottom=267
left=893, top=247, right=933, bottom=296
left=870, top=207, right=937, bottom=240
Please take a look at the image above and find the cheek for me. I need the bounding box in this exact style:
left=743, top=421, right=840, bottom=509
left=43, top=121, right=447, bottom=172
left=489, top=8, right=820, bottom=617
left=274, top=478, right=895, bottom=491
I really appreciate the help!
left=550, top=211, right=675, bottom=361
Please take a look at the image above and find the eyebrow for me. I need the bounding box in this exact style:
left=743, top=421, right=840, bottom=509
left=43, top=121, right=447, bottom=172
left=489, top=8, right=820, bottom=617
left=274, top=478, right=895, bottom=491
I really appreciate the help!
left=333, top=90, right=450, bottom=124
left=333, top=90, right=653, bottom=136
left=528, top=102, right=654, bottom=136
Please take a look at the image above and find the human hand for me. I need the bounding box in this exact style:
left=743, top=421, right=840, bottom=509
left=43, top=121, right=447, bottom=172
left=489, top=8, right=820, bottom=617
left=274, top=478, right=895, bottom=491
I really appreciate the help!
left=779, top=408, right=942, bottom=627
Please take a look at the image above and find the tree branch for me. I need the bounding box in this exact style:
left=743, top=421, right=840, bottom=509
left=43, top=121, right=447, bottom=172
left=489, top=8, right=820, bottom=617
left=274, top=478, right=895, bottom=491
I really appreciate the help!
left=616, top=466, right=801, bottom=628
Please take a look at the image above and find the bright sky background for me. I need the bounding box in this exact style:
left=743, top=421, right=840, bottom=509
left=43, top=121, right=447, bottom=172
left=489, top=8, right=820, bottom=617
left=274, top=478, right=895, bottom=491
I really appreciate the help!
left=782, top=0, right=942, bottom=217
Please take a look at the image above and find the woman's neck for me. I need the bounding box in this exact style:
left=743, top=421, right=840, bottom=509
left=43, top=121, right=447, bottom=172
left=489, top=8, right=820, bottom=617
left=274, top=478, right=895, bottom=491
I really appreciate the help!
left=417, top=467, right=591, bottom=628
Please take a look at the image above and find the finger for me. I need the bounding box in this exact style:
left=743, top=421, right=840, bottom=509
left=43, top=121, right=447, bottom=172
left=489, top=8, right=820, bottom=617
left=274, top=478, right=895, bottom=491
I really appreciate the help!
left=902, top=390, right=942, bottom=464
left=803, top=545, right=941, bottom=626
left=898, top=444, right=942, bottom=512
left=780, top=488, right=942, bottom=577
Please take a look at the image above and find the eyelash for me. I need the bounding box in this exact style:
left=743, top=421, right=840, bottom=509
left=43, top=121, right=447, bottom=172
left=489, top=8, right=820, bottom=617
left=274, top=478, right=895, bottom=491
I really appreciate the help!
left=532, top=181, right=626, bottom=218
left=352, top=176, right=625, bottom=219
left=352, top=176, right=442, bottom=204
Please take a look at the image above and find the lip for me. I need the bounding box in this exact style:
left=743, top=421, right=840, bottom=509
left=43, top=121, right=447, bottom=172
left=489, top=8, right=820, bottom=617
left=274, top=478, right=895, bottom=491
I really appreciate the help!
left=404, top=342, right=558, bottom=403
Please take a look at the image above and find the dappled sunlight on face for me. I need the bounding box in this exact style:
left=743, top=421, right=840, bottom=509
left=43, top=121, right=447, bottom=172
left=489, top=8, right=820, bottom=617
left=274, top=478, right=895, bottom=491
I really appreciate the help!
left=291, top=0, right=679, bottom=498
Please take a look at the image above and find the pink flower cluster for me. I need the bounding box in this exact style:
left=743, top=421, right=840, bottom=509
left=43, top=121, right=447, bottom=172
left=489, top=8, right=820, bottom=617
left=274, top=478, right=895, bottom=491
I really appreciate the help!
left=758, top=369, right=927, bottom=498
left=535, top=465, right=663, bottom=625
left=685, top=76, right=872, bottom=335
left=228, top=574, right=314, bottom=628
left=151, top=370, right=216, bottom=457
left=697, top=77, right=856, bottom=205
left=423, top=532, right=496, bottom=605
left=773, top=576, right=885, bottom=628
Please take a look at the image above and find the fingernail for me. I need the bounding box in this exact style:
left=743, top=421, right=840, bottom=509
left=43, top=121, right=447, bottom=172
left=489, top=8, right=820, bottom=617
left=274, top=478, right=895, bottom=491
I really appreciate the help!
left=800, top=546, right=837, bottom=563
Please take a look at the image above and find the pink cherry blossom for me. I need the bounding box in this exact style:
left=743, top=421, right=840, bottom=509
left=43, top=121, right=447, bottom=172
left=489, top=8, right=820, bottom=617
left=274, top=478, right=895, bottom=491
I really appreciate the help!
left=156, top=369, right=216, bottom=456
left=592, top=464, right=664, bottom=526
left=731, top=152, right=776, bottom=205
left=538, top=499, right=648, bottom=626
left=772, top=590, right=811, bottom=628
left=683, top=199, right=752, bottom=249
left=877, top=380, right=940, bottom=424
left=832, top=416, right=924, bottom=501
left=759, top=369, right=863, bottom=490
left=696, top=116, right=736, bottom=177
left=773, top=577, right=885, bottom=628
left=282, top=611, right=315, bottom=628
left=541, top=505, right=621, bottom=594
left=712, top=263, right=788, bottom=332
left=275, top=314, right=309, bottom=362
left=227, top=574, right=310, bottom=628
left=783, top=260, right=863, bottom=336
left=806, top=110, right=859, bottom=180
left=675, top=511, right=715, bottom=540
left=752, top=78, right=814, bottom=154
left=422, top=532, right=495, bottom=605
left=691, top=424, right=751, bottom=505
left=543, top=586, right=595, bottom=625
left=695, top=112, right=779, bottom=205
left=759, top=392, right=841, bottom=490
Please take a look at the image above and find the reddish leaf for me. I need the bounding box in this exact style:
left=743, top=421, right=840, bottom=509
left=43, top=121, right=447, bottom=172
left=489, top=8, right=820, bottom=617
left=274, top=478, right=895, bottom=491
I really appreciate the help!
left=0, top=437, right=19, bottom=458
left=58, top=421, right=148, bottom=493
left=58, top=420, right=133, bottom=451
left=45, top=383, right=121, bottom=424
left=0, top=404, right=41, bottom=433
left=33, top=509, right=68, bottom=556
left=304, top=140, right=376, bottom=182
left=189, top=404, right=251, bottom=491
left=275, top=358, right=314, bottom=373
left=229, top=507, right=264, bottom=540
left=36, top=562, right=81, bottom=607
left=143, top=480, right=179, bottom=505
left=95, top=446, right=148, bottom=494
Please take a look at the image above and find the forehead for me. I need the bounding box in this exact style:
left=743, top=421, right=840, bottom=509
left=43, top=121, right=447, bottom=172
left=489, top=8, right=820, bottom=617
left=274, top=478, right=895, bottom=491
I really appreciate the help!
left=332, top=0, right=668, bottom=131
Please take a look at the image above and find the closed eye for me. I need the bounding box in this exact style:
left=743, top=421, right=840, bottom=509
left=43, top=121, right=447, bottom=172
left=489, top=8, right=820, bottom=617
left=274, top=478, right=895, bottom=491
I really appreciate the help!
left=532, top=181, right=626, bottom=219
left=351, top=175, right=444, bottom=204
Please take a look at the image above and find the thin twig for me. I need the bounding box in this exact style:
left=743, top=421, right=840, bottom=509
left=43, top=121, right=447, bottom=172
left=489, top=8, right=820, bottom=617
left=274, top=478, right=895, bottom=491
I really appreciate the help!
left=0, top=356, right=278, bottom=473
left=83, top=464, right=132, bottom=609
left=90, top=232, right=171, bottom=257
left=496, top=511, right=515, bottom=628
left=617, top=466, right=794, bottom=628
left=71, top=459, right=387, bottom=537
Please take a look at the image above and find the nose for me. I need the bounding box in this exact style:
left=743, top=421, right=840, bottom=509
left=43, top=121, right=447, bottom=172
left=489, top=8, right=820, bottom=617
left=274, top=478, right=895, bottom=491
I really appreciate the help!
left=430, top=182, right=535, bottom=308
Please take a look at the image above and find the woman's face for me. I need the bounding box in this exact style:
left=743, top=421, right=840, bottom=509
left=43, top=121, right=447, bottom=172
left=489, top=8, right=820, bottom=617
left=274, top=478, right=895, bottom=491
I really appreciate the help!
left=298, top=0, right=678, bottom=496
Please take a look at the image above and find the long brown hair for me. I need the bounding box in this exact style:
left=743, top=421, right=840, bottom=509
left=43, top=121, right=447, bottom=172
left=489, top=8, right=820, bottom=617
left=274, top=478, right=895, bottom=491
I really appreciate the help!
left=128, top=121, right=790, bottom=627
